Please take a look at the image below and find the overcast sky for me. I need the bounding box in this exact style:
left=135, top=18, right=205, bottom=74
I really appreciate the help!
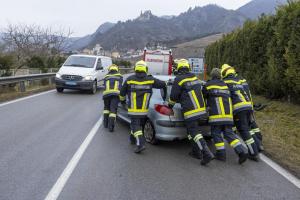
left=0, top=0, right=251, bottom=37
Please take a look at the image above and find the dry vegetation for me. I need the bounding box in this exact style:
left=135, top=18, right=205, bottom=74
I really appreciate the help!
left=253, top=96, right=300, bottom=177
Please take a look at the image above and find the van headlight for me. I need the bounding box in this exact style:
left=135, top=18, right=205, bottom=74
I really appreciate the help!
left=56, top=73, right=62, bottom=79
left=83, top=75, right=93, bottom=81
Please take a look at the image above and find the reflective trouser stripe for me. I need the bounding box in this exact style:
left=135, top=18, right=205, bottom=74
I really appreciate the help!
left=230, top=139, right=242, bottom=148
left=215, top=142, right=225, bottom=150
left=188, top=135, right=192, bottom=140
left=109, top=113, right=116, bottom=118
left=103, top=110, right=109, bottom=114
left=252, top=128, right=260, bottom=133
left=246, top=138, right=255, bottom=154
left=134, top=131, right=143, bottom=146
left=193, top=134, right=203, bottom=142
left=119, top=95, right=125, bottom=101
left=250, top=130, right=255, bottom=135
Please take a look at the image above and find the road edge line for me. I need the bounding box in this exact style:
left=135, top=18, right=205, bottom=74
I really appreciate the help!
left=0, top=89, right=55, bottom=107
left=44, top=116, right=103, bottom=200
left=260, top=154, right=300, bottom=189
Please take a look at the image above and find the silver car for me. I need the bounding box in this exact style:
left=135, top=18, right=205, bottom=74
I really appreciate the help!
left=117, top=75, right=210, bottom=144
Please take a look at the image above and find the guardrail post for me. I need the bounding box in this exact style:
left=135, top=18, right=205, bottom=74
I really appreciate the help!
left=19, top=81, right=26, bottom=92
left=49, top=77, right=53, bottom=85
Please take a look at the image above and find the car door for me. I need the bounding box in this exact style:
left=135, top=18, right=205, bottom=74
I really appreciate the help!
left=95, top=58, right=106, bottom=84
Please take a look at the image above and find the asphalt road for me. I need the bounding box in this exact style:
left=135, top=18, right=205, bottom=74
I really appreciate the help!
left=0, top=89, right=299, bottom=200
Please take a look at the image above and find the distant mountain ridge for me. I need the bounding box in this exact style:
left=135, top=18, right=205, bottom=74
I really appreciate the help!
left=68, top=0, right=287, bottom=51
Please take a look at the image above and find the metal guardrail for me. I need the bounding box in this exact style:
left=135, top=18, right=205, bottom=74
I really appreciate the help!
left=0, top=73, right=56, bottom=92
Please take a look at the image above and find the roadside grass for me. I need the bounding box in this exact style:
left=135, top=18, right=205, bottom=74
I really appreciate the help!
left=0, top=85, right=55, bottom=103
left=253, top=96, right=300, bottom=178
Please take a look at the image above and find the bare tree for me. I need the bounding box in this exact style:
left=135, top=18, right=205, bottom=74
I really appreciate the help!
left=2, top=23, right=72, bottom=69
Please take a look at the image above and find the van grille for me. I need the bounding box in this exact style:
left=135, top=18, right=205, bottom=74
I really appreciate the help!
left=62, top=75, right=83, bottom=81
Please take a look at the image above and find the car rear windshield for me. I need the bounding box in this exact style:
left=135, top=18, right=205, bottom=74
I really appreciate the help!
left=63, top=56, right=96, bottom=68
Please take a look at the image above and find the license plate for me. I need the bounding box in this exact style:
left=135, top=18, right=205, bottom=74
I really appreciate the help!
left=66, top=81, right=77, bottom=86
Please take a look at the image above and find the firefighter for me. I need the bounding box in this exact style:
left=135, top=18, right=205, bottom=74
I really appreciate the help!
left=221, top=64, right=259, bottom=161
left=202, top=68, right=248, bottom=164
left=168, top=59, right=214, bottom=165
left=119, top=60, right=167, bottom=153
left=238, top=74, right=264, bottom=152
left=103, top=64, right=123, bottom=132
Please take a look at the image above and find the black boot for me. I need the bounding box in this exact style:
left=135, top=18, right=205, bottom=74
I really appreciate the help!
left=189, top=151, right=202, bottom=160
left=108, top=117, right=115, bottom=132
left=248, top=155, right=260, bottom=162
left=201, top=146, right=214, bottom=165
left=215, top=150, right=226, bottom=162
left=134, top=145, right=146, bottom=154
left=103, top=114, right=109, bottom=128
left=238, top=152, right=248, bottom=165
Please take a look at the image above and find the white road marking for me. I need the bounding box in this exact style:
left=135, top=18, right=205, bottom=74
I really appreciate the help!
left=260, top=154, right=300, bottom=189
left=44, top=116, right=103, bottom=200
left=0, top=89, right=55, bottom=108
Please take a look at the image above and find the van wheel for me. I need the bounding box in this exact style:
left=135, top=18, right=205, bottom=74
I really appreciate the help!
left=56, top=87, right=64, bottom=93
left=143, top=119, right=158, bottom=145
left=90, top=81, right=97, bottom=94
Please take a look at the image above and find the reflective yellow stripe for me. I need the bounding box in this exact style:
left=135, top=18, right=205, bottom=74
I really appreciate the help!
left=119, top=95, right=125, bottom=101
left=232, top=126, right=237, bottom=131
left=215, top=142, right=225, bottom=147
left=207, top=85, right=228, bottom=90
left=224, top=80, right=241, bottom=84
left=103, top=110, right=109, bottom=114
left=133, top=92, right=137, bottom=109
left=178, top=77, right=198, bottom=86
left=191, top=90, right=200, bottom=109
left=193, top=134, right=203, bottom=142
left=233, top=102, right=252, bottom=110
left=184, top=108, right=206, bottom=117
left=188, top=135, right=192, bottom=140
left=109, top=113, right=116, bottom=118
left=142, top=93, right=148, bottom=110
left=127, top=80, right=154, bottom=85
left=246, top=138, right=255, bottom=145
left=236, top=90, right=246, bottom=102
left=219, top=97, right=225, bottom=115
left=103, top=90, right=120, bottom=95
left=230, top=139, right=240, bottom=147
left=134, top=131, right=143, bottom=137
left=209, top=114, right=233, bottom=119
left=106, top=80, right=110, bottom=90
left=114, top=81, right=119, bottom=90
left=252, top=128, right=260, bottom=132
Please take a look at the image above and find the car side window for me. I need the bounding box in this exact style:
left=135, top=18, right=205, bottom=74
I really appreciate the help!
left=96, top=59, right=103, bottom=70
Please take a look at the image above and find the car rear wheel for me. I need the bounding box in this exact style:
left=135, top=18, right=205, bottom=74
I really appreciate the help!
left=90, top=81, right=97, bottom=94
left=143, top=119, right=158, bottom=145
left=56, top=87, right=64, bottom=93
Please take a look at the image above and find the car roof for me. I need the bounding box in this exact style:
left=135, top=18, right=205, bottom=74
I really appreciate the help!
left=153, top=75, right=175, bottom=81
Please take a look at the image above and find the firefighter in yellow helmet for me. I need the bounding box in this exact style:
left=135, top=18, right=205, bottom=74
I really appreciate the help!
left=202, top=68, right=248, bottom=164
left=103, top=64, right=123, bottom=132
left=168, top=59, right=214, bottom=165
left=221, top=64, right=259, bottom=161
left=119, top=60, right=167, bottom=153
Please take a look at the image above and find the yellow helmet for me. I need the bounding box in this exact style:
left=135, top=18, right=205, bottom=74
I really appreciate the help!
left=221, top=64, right=236, bottom=78
left=135, top=60, right=148, bottom=73
left=108, top=64, right=119, bottom=72
left=177, top=59, right=190, bottom=71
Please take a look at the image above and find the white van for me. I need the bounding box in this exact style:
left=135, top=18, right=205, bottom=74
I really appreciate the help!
left=55, top=54, right=112, bottom=94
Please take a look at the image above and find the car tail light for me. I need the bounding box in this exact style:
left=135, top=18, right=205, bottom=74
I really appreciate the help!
left=155, top=104, right=174, bottom=116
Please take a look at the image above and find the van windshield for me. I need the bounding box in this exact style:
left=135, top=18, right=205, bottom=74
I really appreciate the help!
left=63, top=56, right=96, bottom=68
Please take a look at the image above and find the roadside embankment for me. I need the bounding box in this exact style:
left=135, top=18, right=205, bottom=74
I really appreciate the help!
left=253, top=96, right=300, bottom=178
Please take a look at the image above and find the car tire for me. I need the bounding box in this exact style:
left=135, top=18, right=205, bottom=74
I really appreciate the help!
left=143, top=119, right=158, bottom=145
left=90, top=81, right=97, bottom=94
left=56, top=87, right=64, bottom=93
